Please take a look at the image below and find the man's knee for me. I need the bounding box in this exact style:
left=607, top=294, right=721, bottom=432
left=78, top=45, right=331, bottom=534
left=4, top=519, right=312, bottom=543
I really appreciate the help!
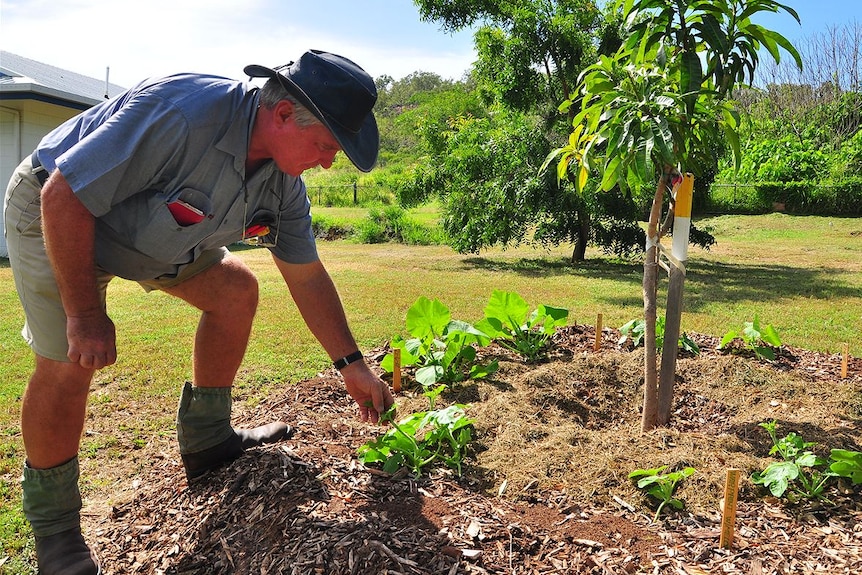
left=30, top=357, right=95, bottom=397
left=165, top=255, right=259, bottom=315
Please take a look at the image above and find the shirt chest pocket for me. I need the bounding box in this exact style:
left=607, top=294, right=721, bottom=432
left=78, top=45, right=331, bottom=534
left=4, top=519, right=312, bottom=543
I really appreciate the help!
left=132, top=188, right=215, bottom=262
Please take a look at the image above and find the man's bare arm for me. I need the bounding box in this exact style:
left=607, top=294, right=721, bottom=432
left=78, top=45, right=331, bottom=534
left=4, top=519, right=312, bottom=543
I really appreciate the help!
left=41, top=171, right=116, bottom=368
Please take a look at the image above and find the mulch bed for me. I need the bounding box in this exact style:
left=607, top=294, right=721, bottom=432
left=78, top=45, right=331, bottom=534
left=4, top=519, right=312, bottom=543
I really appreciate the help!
left=87, top=327, right=862, bottom=574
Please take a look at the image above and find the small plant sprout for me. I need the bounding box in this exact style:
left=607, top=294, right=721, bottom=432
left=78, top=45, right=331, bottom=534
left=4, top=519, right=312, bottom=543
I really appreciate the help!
left=628, top=465, right=695, bottom=521
left=718, top=316, right=782, bottom=360
left=380, top=296, right=498, bottom=388
left=618, top=317, right=699, bottom=355
left=475, top=289, right=569, bottom=362
left=357, top=404, right=475, bottom=478
left=751, top=420, right=834, bottom=502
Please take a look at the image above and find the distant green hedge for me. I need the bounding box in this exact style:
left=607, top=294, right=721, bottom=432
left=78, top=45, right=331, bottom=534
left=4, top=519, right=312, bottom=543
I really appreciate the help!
left=707, top=177, right=862, bottom=216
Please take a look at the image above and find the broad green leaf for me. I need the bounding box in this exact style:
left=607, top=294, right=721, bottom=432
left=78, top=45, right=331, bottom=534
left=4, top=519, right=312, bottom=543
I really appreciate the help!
left=829, top=449, right=862, bottom=484
left=752, top=461, right=798, bottom=497
left=445, top=319, right=490, bottom=343
left=484, top=289, right=530, bottom=330
left=416, top=364, right=444, bottom=387
left=759, top=323, right=782, bottom=347
left=406, top=296, right=450, bottom=339
left=718, top=330, right=738, bottom=349
left=470, top=360, right=499, bottom=380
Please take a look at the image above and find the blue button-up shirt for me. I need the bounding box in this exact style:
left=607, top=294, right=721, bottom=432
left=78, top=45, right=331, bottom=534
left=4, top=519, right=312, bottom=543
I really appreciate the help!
left=35, top=73, right=318, bottom=280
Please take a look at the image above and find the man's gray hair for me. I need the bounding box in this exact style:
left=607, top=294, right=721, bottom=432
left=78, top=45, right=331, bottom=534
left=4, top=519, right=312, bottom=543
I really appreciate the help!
left=259, top=78, right=321, bottom=127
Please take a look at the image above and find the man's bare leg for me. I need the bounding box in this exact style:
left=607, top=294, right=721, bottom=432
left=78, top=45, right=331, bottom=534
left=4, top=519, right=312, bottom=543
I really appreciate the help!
left=20, top=357, right=101, bottom=574
left=164, top=255, right=292, bottom=479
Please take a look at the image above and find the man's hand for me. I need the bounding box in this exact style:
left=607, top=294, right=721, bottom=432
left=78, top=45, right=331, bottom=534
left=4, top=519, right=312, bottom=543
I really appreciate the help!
left=341, top=362, right=395, bottom=423
left=66, top=310, right=117, bottom=370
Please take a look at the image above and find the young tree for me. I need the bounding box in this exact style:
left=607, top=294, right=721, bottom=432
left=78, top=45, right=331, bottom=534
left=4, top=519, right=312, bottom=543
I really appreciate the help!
left=549, top=0, right=802, bottom=431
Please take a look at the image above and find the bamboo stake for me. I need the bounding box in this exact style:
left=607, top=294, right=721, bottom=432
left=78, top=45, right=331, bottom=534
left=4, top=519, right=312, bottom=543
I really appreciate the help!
left=393, top=348, right=402, bottom=393
left=594, top=313, right=603, bottom=351
left=719, top=469, right=741, bottom=549
left=842, top=342, right=849, bottom=379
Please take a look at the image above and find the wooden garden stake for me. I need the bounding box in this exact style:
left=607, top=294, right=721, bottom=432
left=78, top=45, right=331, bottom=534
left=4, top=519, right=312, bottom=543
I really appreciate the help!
left=594, top=313, right=603, bottom=351
left=658, top=174, right=693, bottom=425
left=393, top=348, right=402, bottom=393
left=842, top=343, right=849, bottom=379
left=719, top=468, right=741, bottom=549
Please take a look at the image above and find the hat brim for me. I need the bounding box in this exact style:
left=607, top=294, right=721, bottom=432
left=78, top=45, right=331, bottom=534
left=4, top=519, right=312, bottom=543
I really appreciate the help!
left=244, top=64, right=379, bottom=172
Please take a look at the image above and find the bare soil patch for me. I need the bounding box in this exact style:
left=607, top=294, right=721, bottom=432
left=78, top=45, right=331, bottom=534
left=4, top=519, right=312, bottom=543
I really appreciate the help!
left=86, top=326, right=862, bottom=574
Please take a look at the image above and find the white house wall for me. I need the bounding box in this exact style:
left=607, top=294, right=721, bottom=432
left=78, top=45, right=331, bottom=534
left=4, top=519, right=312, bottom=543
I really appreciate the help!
left=1, top=99, right=78, bottom=257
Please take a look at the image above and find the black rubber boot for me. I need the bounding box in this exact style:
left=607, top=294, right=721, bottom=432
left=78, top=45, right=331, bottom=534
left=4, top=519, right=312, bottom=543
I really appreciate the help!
left=181, top=422, right=294, bottom=480
left=177, top=383, right=295, bottom=480
left=35, top=528, right=101, bottom=575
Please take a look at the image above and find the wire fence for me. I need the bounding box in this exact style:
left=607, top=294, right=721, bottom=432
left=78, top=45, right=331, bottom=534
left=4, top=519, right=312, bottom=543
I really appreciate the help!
left=304, top=182, right=396, bottom=207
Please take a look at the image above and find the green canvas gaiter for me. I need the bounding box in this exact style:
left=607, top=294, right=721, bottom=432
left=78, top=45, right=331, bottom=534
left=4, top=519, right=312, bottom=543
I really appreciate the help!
left=176, top=381, right=234, bottom=454
left=22, top=457, right=83, bottom=537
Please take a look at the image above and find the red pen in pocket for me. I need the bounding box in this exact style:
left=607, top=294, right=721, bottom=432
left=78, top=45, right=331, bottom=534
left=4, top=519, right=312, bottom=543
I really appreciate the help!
left=167, top=199, right=206, bottom=226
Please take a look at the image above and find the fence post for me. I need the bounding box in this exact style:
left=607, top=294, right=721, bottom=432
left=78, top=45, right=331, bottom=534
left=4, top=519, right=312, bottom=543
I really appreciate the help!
left=353, top=182, right=358, bottom=205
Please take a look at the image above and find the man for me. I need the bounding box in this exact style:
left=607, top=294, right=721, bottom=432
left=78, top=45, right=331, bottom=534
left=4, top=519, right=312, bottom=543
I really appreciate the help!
left=4, top=49, right=395, bottom=574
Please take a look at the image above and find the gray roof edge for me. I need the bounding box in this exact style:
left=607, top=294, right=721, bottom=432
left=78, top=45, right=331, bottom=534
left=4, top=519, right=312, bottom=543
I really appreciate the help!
left=0, top=80, right=104, bottom=107
left=0, top=51, right=126, bottom=103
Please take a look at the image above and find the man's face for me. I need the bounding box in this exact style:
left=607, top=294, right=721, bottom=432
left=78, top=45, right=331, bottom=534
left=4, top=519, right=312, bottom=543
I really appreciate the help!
left=273, top=118, right=341, bottom=177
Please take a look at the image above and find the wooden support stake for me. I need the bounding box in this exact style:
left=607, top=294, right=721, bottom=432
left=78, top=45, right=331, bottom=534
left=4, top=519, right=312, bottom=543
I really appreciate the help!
left=594, top=313, right=603, bottom=352
left=392, top=348, right=402, bottom=393
left=719, top=469, right=741, bottom=549
left=842, top=342, right=849, bottom=379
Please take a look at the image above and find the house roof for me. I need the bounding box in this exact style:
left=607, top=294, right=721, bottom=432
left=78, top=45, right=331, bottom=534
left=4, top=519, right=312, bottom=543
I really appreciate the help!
left=0, top=50, right=127, bottom=110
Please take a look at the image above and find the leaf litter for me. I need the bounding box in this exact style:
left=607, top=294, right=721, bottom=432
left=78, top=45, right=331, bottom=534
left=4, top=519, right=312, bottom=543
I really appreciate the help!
left=84, top=324, right=861, bottom=574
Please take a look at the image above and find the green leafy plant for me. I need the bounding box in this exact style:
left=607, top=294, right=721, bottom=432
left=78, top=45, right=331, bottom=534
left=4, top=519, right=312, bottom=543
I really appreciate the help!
left=618, top=317, right=700, bottom=355
left=381, top=296, right=498, bottom=388
left=475, top=289, right=568, bottom=361
left=751, top=420, right=833, bottom=501
left=828, top=449, right=862, bottom=485
left=718, top=315, right=782, bottom=360
left=357, top=404, right=474, bottom=477
left=628, top=465, right=695, bottom=521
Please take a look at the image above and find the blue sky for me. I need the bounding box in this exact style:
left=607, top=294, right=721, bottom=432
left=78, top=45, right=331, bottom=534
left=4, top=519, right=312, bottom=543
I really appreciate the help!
left=0, top=0, right=857, bottom=88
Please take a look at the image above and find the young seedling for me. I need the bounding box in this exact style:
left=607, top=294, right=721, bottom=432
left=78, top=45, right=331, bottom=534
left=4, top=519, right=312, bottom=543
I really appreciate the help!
left=380, top=296, right=498, bottom=388
left=475, top=289, right=568, bottom=362
left=718, top=315, right=782, bottom=360
left=618, top=317, right=700, bottom=354
left=751, top=420, right=833, bottom=502
left=628, top=465, right=695, bottom=521
left=357, top=404, right=475, bottom=478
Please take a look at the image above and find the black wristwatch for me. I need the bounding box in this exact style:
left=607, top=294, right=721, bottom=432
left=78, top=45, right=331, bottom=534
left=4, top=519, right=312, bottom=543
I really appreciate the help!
left=333, top=350, right=363, bottom=371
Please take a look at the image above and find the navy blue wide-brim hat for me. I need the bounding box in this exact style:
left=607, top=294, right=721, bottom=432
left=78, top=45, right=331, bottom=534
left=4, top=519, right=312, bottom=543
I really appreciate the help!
left=245, top=50, right=379, bottom=172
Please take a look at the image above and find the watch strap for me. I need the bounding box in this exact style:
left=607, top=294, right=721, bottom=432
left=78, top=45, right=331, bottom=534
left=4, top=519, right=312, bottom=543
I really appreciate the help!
left=333, top=350, right=363, bottom=371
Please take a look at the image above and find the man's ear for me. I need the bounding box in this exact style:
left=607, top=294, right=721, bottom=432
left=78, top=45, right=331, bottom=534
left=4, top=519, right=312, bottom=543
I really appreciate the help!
left=274, top=99, right=296, bottom=126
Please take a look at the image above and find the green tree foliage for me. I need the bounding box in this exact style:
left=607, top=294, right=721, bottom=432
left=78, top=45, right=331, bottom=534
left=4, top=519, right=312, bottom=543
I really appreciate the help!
left=410, top=0, right=654, bottom=261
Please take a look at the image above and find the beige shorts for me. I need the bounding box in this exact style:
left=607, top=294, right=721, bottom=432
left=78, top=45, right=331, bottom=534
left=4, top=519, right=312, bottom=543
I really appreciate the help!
left=4, top=156, right=227, bottom=362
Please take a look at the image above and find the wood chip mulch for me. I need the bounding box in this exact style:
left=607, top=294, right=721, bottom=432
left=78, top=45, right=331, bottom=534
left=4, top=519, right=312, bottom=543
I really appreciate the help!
left=87, top=328, right=862, bottom=574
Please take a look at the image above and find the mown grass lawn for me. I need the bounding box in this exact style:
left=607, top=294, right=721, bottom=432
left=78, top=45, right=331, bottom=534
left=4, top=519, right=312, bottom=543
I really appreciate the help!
left=0, top=213, right=860, bottom=571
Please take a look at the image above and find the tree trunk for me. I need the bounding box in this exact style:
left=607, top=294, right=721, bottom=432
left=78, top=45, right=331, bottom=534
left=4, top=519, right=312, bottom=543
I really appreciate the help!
left=570, top=210, right=590, bottom=263
left=641, top=176, right=665, bottom=433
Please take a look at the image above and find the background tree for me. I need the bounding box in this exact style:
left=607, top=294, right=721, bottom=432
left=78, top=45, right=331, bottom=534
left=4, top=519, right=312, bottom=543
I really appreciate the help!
left=411, top=0, right=657, bottom=261
left=550, top=0, right=802, bottom=431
